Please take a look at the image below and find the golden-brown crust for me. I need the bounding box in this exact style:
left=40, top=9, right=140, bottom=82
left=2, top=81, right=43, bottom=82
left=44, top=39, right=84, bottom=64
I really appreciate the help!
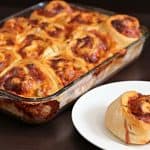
left=0, top=0, right=142, bottom=98
left=111, top=15, right=140, bottom=38
left=0, top=60, right=60, bottom=98
left=100, top=15, right=141, bottom=50
left=105, top=91, right=150, bottom=144
left=66, top=25, right=118, bottom=69
left=0, top=49, right=21, bottom=77
left=44, top=55, right=88, bottom=86
left=30, top=0, right=73, bottom=25
left=68, top=9, right=109, bottom=25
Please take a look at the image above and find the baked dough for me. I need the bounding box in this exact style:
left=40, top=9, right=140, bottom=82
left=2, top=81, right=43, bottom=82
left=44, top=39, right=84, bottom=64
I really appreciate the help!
left=100, top=15, right=141, bottom=50
left=0, top=0, right=142, bottom=98
left=105, top=91, right=150, bottom=144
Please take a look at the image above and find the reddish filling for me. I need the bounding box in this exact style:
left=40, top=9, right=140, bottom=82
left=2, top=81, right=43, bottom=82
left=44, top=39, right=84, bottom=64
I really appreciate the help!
left=49, top=3, right=66, bottom=15
left=77, top=36, right=93, bottom=49
left=0, top=67, right=26, bottom=94
left=128, top=94, right=150, bottom=123
left=0, top=64, right=48, bottom=97
left=50, top=58, right=84, bottom=86
left=23, top=34, right=43, bottom=46
left=0, top=53, right=12, bottom=72
left=0, top=38, right=15, bottom=48
left=3, top=19, right=26, bottom=34
left=26, top=64, right=45, bottom=81
left=69, top=14, right=92, bottom=24
left=18, top=34, right=44, bottom=58
left=111, top=17, right=140, bottom=38
left=39, top=22, right=49, bottom=29
left=6, top=39, right=14, bottom=46
left=36, top=0, right=73, bottom=18
left=69, top=11, right=104, bottom=25
left=48, top=26, right=63, bottom=38
left=72, top=31, right=108, bottom=63
left=14, top=100, right=59, bottom=120
left=29, top=19, right=39, bottom=26
left=37, top=4, right=66, bottom=18
left=37, top=9, right=57, bottom=18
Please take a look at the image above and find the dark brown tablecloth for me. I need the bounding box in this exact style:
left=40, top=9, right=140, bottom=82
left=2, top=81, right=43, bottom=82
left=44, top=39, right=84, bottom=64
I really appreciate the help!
left=0, top=1, right=149, bottom=150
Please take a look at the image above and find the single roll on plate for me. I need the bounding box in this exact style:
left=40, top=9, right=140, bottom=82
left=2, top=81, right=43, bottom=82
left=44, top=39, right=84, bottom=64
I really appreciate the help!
left=105, top=91, right=150, bottom=144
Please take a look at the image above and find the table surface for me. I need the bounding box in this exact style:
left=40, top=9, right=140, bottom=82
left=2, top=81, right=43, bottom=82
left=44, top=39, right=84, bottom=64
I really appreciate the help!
left=0, top=1, right=150, bottom=150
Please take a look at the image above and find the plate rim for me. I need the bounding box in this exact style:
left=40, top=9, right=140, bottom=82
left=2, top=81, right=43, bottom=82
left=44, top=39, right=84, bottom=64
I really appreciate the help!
left=71, top=80, right=150, bottom=150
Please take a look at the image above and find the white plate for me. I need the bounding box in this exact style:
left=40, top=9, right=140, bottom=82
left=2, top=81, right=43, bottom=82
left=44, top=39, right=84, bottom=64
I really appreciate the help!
left=72, top=81, right=150, bottom=150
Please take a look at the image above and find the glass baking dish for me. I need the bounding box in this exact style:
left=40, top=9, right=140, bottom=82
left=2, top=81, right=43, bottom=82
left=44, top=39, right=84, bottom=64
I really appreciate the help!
left=0, top=1, right=149, bottom=124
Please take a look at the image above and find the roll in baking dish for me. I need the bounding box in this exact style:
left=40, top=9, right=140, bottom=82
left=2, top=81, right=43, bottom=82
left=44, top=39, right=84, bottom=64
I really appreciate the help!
left=0, top=0, right=142, bottom=98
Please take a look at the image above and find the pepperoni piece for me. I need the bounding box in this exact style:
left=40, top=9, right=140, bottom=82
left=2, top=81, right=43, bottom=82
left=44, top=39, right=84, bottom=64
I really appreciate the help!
left=128, top=95, right=150, bottom=123
left=112, top=17, right=140, bottom=38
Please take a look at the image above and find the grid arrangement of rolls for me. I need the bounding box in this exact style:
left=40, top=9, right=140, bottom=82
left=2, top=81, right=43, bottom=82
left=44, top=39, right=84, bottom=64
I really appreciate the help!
left=0, top=0, right=142, bottom=98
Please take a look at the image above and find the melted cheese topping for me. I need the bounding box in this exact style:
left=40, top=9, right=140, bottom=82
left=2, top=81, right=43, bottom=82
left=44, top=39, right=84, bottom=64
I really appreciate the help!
left=0, top=0, right=141, bottom=98
left=0, top=60, right=59, bottom=97
left=47, top=56, right=87, bottom=86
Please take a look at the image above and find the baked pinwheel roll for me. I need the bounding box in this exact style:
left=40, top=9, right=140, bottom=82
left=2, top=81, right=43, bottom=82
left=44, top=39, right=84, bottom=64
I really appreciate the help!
left=100, top=15, right=141, bottom=50
left=17, top=34, right=52, bottom=59
left=0, top=60, right=60, bottom=98
left=44, top=55, right=88, bottom=86
left=105, top=91, right=150, bottom=144
left=0, top=31, right=16, bottom=50
left=30, top=0, right=73, bottom=24
left=1, top=18, right=34, bottom=44
left=66, top=25, right=117, bottom=69
left=1, top=17, right=47, bottom=46
left=15, top=25, right=63, bottom=59
left=38, top=22, right=68, bottom=42
left=0, top=0, right=143, bottom=100
left=2, top=17, right=29, bottom=35
left=0, top=50, right=21, bottom=77
left=68, top=9, right=109, bottom=26
left=0, top=18, right=22, bottom=50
